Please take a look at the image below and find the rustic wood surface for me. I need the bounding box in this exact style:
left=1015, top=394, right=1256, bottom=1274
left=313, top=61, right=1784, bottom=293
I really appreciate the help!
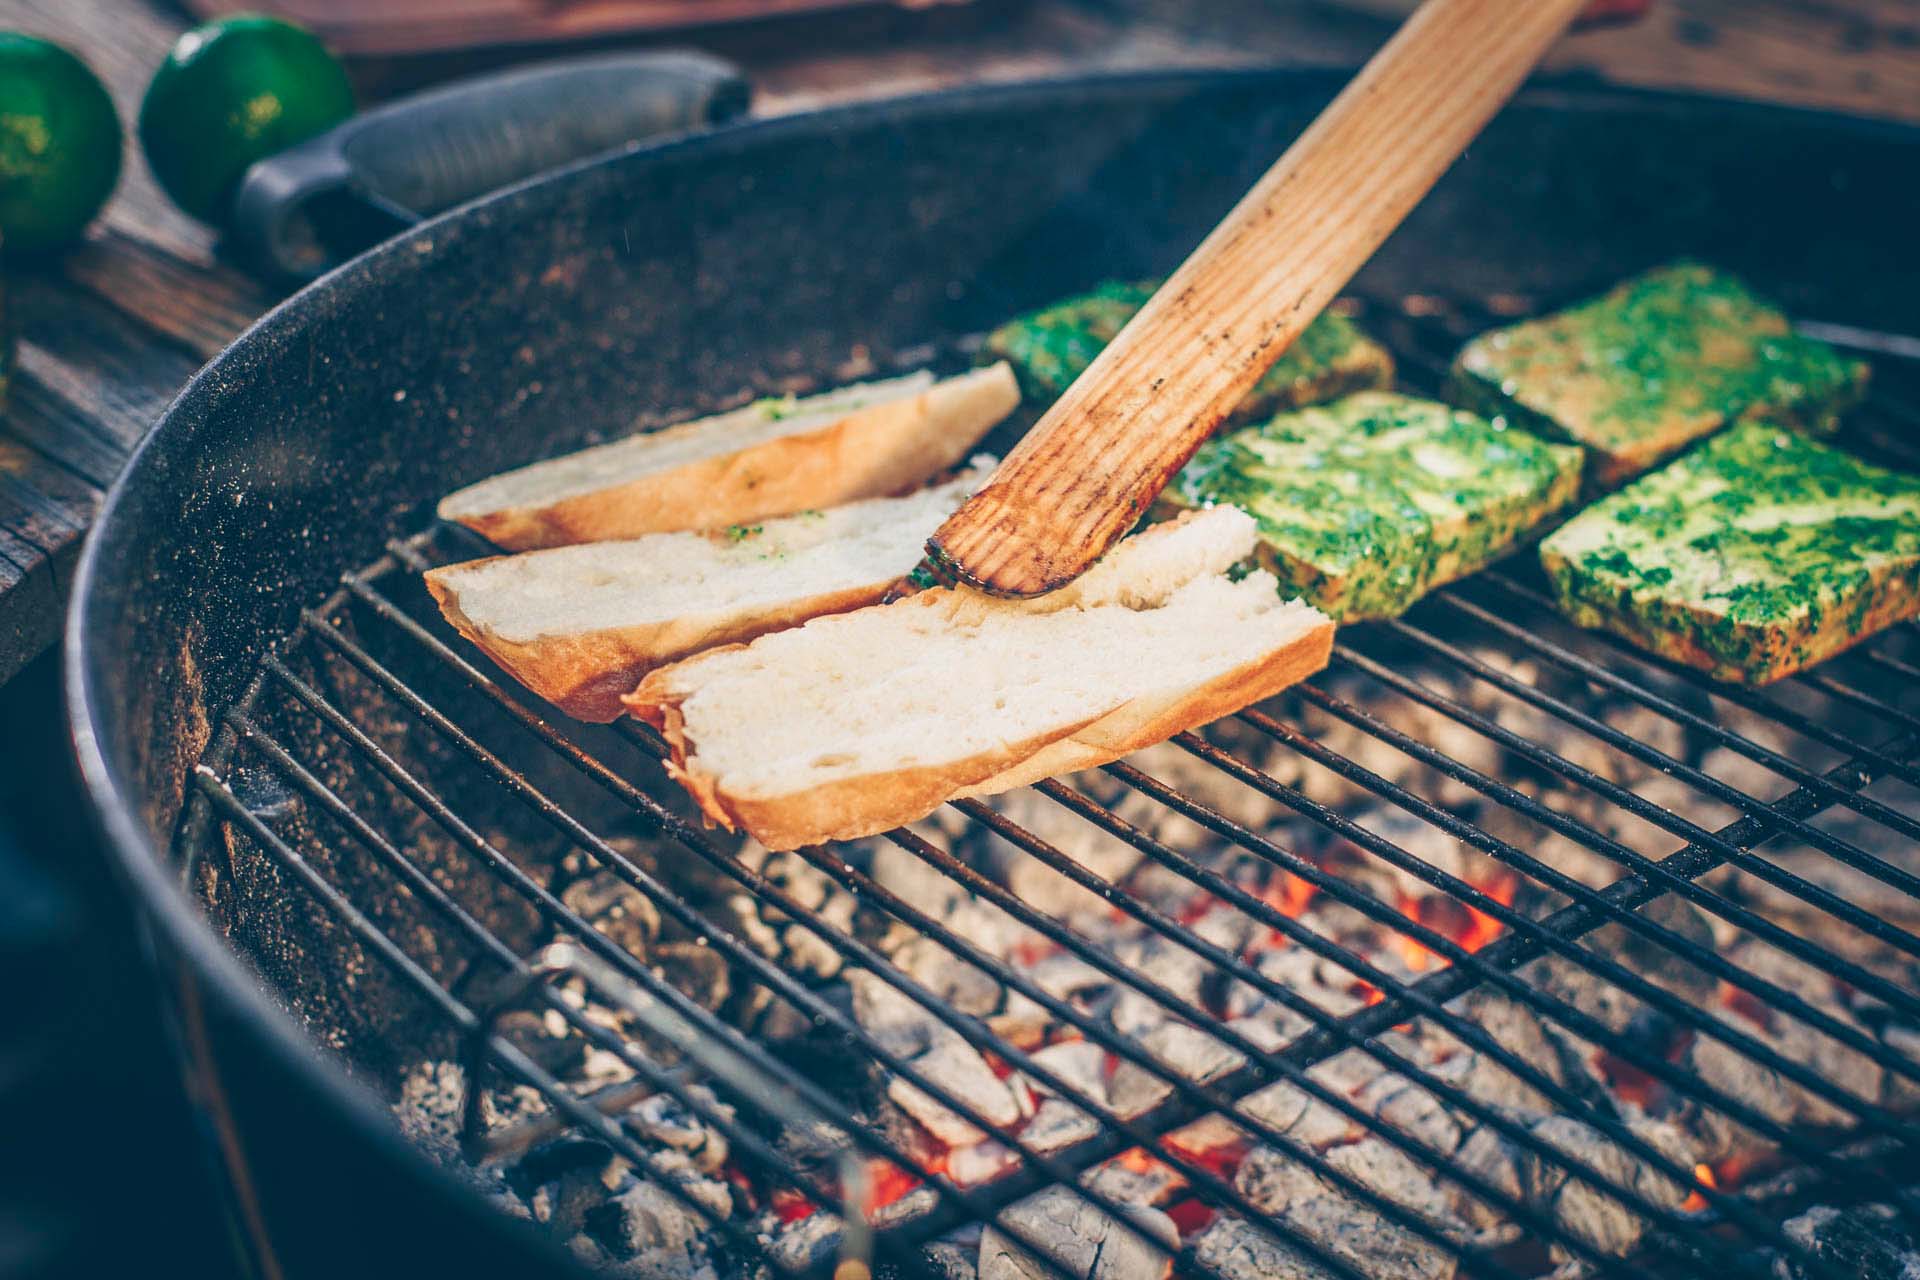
left=2, top=0, right=1916, bottom=682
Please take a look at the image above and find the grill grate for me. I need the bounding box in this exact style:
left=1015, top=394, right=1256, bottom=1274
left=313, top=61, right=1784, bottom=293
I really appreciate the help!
left=178, top=293, right=1920, bottom=1280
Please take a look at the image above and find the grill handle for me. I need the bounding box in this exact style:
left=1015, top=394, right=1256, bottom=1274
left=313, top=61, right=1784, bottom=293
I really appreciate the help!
left=228, top=51, right=750, bottom=281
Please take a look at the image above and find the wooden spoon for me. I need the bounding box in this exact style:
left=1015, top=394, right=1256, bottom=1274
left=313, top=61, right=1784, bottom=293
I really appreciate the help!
left=926, top=0, right=1593, bottom=598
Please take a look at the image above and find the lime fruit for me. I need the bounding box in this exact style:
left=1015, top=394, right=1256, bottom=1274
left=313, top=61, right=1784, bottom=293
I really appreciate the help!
left=0, top=34, right=122, bottom=254
left=139, top=14, right=353, bottom=223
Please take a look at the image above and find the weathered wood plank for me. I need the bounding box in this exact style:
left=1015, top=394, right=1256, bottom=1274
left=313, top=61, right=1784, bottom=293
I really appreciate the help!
left=0, top=527, right=62, bottom=687
left=61, top=229, right=273, bottom=362
left=9, top=272, right=204, bottom=451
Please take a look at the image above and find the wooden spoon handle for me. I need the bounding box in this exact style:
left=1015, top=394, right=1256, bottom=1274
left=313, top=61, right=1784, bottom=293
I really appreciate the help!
left=928, top=0, right=1590, bottom=597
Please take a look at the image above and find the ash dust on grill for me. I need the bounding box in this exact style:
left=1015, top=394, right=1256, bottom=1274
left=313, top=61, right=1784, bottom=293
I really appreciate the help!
left=371, top=653, right=1920, bottom=1280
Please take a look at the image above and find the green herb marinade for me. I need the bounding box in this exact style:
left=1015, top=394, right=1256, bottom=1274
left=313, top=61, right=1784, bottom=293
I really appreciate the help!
left=982, top=279, right=1394, bottom=420
left=1540, top=421, right=1920, bottom=683
left=1450, top=261, right=1869, bottom=488
left=1168, top=392, right=1584, bottom=620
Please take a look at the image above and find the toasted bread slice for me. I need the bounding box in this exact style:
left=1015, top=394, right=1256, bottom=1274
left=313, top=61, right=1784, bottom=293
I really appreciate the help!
left=439, top=363, right=1019, bottom=550
left=624, top=508, right=1334, bottom=850
left=1541, top=421, right=1920, bottom=684
left=425, top=466, right=990, bottom=721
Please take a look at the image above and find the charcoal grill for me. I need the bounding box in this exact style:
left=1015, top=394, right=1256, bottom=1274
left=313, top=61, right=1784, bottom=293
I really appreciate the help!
left=65, top=69, right=1920, bottom=1280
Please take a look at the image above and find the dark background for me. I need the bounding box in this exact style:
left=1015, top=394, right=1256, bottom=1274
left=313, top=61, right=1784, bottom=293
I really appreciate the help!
left=0, top=651, right=235, bottom=1280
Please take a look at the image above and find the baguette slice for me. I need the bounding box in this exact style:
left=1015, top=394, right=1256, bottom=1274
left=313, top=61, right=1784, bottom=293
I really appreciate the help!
left=625, top=508, right=1334, bottom=850
left=425, top=466, right=991, bottom=721
left=439, top=363, right=1019, bottom=550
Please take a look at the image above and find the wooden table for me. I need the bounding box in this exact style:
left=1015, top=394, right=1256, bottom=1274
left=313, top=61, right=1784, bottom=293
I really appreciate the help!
left=4, top=0, right=1917, bottom=684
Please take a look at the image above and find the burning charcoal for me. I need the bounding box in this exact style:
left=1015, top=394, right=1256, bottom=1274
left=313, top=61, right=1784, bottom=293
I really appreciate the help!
left=1085, top=1156, right=1187, bottom=1208
left=888, top=1029, right=1024, bottom=1147
left=1450, top=1119, right=1533, bottom=1231
left=396, top=1059, right=468, bottom=1152
left=990, top=991, right=1055, bottom=1051
left=1191, top=1217, right=1331, bottom=1280
left=948, top=1141, right=1021, bottom=1187
left=895, top=934, right=1004, bottom=1018
left=1777, top=1203, right=1920, bottom=1280
left=1447, top=987, right=1580, bottom=1112
left=1112, top=738, right=1289, bottom=854
left=1880, top=1022, right=1920, bottom=1111
left=508, top=1140, right=626, bottom=1243
left=1027, top=952, right=1113, bottom=1004
left=760, top=1206, right=842, bottom=1274
left=587, top=1179, right=721, bottom=1277
left=867, top=837, right=971, bottom=924
left=781, top=890, right=857, bottom=981
left=1025, top=1099, right=1104, bottom=1152
left=1224, top=1010, right=1309, bottom=1054
left=1526, top=1114, right=1684, bottom=1265
left=1109, top=1020, right=1244, bottom=1119
left=626, top=1091, right=731, bottom=1175
left=1190, top=902, right=1261, bottom=957
left=977, top=1187, right=1177, bottom=1280
left=1353, top=1072, right=1463, bottom=1160
left=1025, top=1039, right=1110, bottom=1103
left=1717, top=937, right=1887, bottom=1129
left=1235, top=1145, right=1326, bottom=1214
left=1236, top=1074, right=1354, bottom=1152
left=1109, top=937, right=1212, bottom=1036
left=974, top=788, right=1146, bottom=923
left=923, top=1237, right=981, bottom=1280
left=561, top=870, right=662, bottom=959
left=652, top=942, right=731, bottom=1013
left=1322, top=1137, right=1456, bottom=1226
left=497, top=1008, right=589, bottom=1078
left=1129, top=1022, right=1244, bottom=1095
left=872, top=1185, right=941, bottom=1229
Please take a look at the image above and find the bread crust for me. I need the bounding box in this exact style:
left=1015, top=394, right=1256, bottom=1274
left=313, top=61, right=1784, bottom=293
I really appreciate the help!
left=624, top=615, right=1335, bottom=850
left=425, top=566, right=892, bottom=721
left=447, top=365, right=1017, bottom=550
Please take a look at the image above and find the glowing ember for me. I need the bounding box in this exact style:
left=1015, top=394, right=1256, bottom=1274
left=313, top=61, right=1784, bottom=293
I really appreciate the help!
left=1719, top=982, right=1778, bottom=1033
left=771, top=1188, right=818, bottom=1224
left=1679, top=1162, right=1717, bottom=1213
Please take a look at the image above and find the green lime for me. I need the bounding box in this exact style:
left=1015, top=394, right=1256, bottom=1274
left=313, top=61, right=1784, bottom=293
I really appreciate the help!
left=0, top=34, right=122, bottom=254
left=139, top=14, right=354, bottom=223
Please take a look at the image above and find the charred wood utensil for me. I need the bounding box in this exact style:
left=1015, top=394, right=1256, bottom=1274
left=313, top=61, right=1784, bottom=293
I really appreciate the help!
left=921, top=0, right=1593, bottom=598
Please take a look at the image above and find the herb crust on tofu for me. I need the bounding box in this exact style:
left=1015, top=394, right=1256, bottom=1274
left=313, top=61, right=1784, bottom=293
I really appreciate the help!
left=1540, top=422, right=1920, bottom=684
left=983, top=279, right=1393, bottom=420
left=1166, top=392, right=1585, bottom=621
left=1449, top=261, right=1869, bottom=489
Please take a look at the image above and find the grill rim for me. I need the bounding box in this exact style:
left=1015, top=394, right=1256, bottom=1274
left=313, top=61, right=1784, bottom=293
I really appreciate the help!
left=63, top=66, right=1920, bottom=1280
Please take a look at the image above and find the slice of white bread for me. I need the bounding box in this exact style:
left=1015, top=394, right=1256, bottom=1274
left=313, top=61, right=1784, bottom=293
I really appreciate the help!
left=439, top=364, right=1019, bottom=550
left=425, top=465, right=992, bottom=722
left=625, top=508, right=1334, bottom=850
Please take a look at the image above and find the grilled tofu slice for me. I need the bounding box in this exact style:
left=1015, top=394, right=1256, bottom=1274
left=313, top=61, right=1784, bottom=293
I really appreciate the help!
left=1449, top=261, right=1869, bottom=489
left=1540, top=421, right=1920, bottom=684
left=1165, top=392, right=1584, bottom=621
left=982, top=279, right=1393, bottom=421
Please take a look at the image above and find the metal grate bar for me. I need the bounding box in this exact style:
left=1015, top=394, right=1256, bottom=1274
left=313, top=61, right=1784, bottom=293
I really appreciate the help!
left=313, top=576, right=1388, bottom=1280
left=301, top=595, right=1266, bottom=1280
left=1431, top=586, right=1920, bottom=855
left=1090, top=748, right=1920, bottom=1181
left=940, top=792, right=1800, bottom=1253
left=1330, top=643, right=1920, bottom=1033
left=1475, top=573, right=1920, bottom=793
left=1152, top=725, right=1913, bottom=1133
left=177, top=291, right=1920, bottom=1280
left=362, top=548, right=1773, bottom=1278
left=194, top=767, right=797, bottom=1274
left=1376, top=615, right=1920, bottom=948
